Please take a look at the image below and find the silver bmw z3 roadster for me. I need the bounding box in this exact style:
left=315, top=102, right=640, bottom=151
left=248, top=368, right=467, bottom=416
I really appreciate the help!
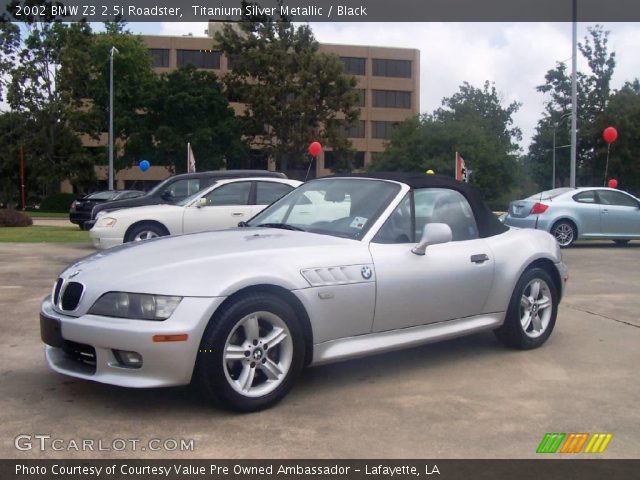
left=41, top=173, right=568, bottom=411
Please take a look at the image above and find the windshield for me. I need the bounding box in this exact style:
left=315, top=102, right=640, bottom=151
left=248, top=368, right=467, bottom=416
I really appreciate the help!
left=247, top=178, right=401, bottom=240
left=86, top=191, right=119, bottom=200
left=176, top=188, right=208, bottom=207
left=527, top=187, right=573, bottom=201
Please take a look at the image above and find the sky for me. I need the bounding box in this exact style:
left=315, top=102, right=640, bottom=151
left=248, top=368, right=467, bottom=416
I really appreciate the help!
left=132, top=22, right=640, bottom=151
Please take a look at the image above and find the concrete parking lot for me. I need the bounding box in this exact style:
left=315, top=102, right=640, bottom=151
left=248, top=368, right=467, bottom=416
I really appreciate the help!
left=0, top=241, right=638, bottom=459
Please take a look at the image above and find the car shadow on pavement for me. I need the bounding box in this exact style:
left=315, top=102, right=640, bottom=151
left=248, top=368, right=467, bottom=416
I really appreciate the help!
left=27, top=332, right=510, bottom=415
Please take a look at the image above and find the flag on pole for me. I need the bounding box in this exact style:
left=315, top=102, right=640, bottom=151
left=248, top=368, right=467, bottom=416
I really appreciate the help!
left=187, top=142, right=196, bottom=173
left=455, top=151, right=469, bottom=182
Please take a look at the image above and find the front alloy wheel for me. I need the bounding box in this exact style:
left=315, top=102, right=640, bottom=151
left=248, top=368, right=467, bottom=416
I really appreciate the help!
left=223, top=311, right=293, bottom=398
left=197, top=293, right=305, bottom=412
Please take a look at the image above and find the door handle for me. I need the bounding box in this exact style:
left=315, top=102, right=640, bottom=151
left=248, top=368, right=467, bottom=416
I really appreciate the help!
left=470, top=254, right=489, bottom=264
left=231, top=212, right=244, bottom=217
left=602, top=209, right=609, bottom=214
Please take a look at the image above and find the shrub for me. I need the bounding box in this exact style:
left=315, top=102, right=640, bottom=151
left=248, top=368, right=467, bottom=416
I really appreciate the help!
left=39, top=193, right=77, bottom=213
left=0, top=209, right=33, bottom=227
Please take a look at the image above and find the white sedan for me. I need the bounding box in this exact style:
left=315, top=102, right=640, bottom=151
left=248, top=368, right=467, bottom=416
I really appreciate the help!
left=90, top=177, right=301, bottom=249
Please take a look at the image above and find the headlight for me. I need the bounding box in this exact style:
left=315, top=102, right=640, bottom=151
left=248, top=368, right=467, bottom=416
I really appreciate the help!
left=88, top=292, right=182, bottom=320
left=95, top=216, right=117, bottom=228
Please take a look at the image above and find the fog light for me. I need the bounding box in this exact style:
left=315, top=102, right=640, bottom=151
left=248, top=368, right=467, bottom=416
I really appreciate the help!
left=113, top=350, right=143, bottom=369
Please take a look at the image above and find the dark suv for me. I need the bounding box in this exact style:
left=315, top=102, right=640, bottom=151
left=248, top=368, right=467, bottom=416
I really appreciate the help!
left=70, top=190, right=145, bottom=230
left=84, top=170, right=287, bottom=230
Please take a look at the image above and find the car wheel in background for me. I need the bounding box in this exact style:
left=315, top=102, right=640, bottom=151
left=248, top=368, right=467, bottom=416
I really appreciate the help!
left=196, top=293, right=305, bottom=412
left=125, top=223, right=168, bottom=243
left=494, top=267, right=558, bottom=350
left=551, top=220, right=576, bottom=248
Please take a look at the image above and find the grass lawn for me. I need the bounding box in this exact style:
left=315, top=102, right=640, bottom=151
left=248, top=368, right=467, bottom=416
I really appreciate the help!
left=0, top=225, right=90, bottom=243
left=26, top=211, right=69, bottom=218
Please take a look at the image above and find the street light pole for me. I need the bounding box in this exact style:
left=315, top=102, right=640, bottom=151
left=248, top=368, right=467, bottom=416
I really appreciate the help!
left=570, top=0, right=578, bottom=188
left=552, top=128, right=556, bottom=189
left=552, top=112, right=572, bottom=189
left=108, top=46, right=118, bottom=191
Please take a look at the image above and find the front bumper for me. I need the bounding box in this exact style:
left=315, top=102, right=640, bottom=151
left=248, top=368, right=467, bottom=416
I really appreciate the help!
left=40, top=295, right=225, bottom=388
left=89, top=228, right=124, bottom=250
left=69, top=212, right=91, bottom=226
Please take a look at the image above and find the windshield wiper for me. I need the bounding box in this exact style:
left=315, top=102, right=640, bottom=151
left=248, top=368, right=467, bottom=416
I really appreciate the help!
left=256, top=223, right=305, bottom=232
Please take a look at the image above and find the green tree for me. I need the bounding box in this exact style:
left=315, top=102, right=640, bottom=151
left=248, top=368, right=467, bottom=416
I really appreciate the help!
left=214, top=1, right=360, bottom=173
left=132, top=65, right=246, bottom=173
left=78, top=23, right=157, bottom=174
left=2, top=17, right=94, bottom=193
left=598, top=81, right=640, bottom=193
left=370, top=81, right=522, bottom=203
left=0, top=112, right=27, bottom=207
left=527, top=25, right=616, bottom=188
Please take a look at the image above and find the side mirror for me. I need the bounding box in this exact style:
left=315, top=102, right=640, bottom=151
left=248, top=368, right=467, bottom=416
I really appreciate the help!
left=411, top=223, right=452, bottom=256
left=195, top=197, right=207, bottom=208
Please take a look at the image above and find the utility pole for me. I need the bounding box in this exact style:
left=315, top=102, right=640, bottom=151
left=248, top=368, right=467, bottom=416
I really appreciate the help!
left=108, top=46, right=119, bottom=190
left=570, top=0, right=578, bottom=188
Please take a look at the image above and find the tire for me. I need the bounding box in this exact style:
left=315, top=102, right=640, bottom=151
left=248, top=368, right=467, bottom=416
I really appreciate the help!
left=494, top=268, right=558, bottom=350
left=125, top=223, right=167, bottom=243
left=551, top=220, right=576, bottom=248
left=614, top=240, right=630, bottom=246
left=196, top=293, right=305, bottom=412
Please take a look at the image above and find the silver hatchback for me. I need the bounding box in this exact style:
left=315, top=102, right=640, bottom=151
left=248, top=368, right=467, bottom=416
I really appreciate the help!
left=504, top=187, right=640, bottom=247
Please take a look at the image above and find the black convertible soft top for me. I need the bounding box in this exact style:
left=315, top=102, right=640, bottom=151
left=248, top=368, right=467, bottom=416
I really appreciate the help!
left=323, top=172, right=509, bottom=239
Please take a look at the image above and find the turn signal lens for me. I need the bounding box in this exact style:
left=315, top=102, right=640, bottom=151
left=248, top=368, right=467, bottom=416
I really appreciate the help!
left=530, top=202, right=549, bottom=215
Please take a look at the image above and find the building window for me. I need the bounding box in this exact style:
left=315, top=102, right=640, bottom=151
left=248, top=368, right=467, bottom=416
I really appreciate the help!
left=340, top=57, right=366, bottom=75
left=372, top=59, right=412, bottom=78
left=339, top=120, right=366, bottom=138
left=372, top=121, right=398, bottom=139
left=148, top=48, right=169, bottom=68
left=372, top=90, right=411, bottom=109
left=357, top=89, right=366, bottom=107
left=177, top=49, right=221, bottom=69
left=324, top=151, right=365, bottom=170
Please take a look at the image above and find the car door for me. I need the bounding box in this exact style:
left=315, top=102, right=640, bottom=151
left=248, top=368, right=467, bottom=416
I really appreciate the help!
left=250, top=181, right=295, bottom=217
left=597, top=190, right=640, bottom=236
left=570, top=190, right=601, bottom=236
left=181, top=181, right=253, bottom=233
left=369, top=189, right=494, bottom=332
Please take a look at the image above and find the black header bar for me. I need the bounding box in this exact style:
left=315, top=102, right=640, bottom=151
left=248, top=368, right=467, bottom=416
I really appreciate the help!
left=3, top=0, right=640, bottom=22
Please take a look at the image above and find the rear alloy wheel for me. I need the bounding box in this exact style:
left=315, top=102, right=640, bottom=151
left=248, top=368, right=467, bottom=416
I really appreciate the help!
left=551, top=220, right=576, bottom=248
left=197, top=294, right=305, bottom=412
left=494, top=267, right=558, bottom=350
left=125, top=223, right=167, bottom=243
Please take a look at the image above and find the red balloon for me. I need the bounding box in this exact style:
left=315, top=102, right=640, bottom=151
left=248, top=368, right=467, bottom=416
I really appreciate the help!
left=308, top=141, right=322, bottom=158
left=603, top=126, right=618, bottom=144
left=608, top=179, right=618, bottom=188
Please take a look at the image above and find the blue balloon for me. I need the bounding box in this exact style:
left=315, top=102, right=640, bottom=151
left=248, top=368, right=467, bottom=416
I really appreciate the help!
left=139, top=159, right=150, bottom=172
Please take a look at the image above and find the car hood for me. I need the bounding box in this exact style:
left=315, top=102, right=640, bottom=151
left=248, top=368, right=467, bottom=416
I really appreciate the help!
left=60, top=228, right=372, bottom=305
left=91, top=194, right=162, bottom=215
left=104, top=203, right=184, bottom=219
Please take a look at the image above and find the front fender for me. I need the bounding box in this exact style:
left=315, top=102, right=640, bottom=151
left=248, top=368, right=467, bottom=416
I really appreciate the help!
left=484, top=229, right=565, bottom=314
